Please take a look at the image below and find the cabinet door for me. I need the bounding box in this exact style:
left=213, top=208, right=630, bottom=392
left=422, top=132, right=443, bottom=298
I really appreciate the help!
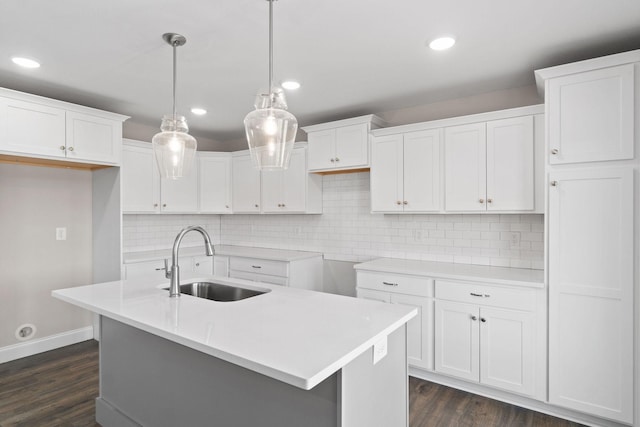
left=479, top=307, right=535, bottom=396
left=122, top=144, right=160, bottom=213
left=434, top=300, right=479, bottom=382
left=232, top=155, right=261, bottom=213
left=307, top=129, right=335, bottom=170
left=548, top=167, right=634, bottom=423
left=281, top=148, right=307, bottom=212
left=261, top=168, right=284, bottom=212
left=486, top=116, right=534, bottom=211
left=192, top=256, right=214, bottom=275
left=213, top=256, right=229, bottom=277
left=356, top=288, right=391, bottom=303
left=370, top=134, right=403, bottom=212
left=548, top=64, right=634, bottom=164
left=444, top=123, right=486, bottom=211
left=404, top=129, right=441, bottom=212
left=335, top=123, right=369, bottom=168
left=0, top=98, right=66, bottom=158
left=198, top=155, right=232, bottom=213
left=66, top=111, right=120, bottom=164
left=160, top=160, right=199, bottom=212
left=391, top=293, right=434, bottom=371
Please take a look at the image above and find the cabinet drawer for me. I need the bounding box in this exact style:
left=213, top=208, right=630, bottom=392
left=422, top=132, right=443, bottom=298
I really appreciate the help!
left=356, top=271, right=434, bottom=297
left=435, top=280, right=534, bottom=311
left=229, top=270, right=288, bottom=286
left=229, top=257, right=288, bottom=277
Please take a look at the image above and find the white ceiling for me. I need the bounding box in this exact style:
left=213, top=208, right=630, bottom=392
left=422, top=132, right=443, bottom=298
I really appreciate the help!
left=2, top=0, right=640, bottom=144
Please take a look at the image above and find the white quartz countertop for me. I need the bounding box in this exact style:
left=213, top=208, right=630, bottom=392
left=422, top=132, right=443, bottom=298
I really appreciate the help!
left=123, top=245, right=323, bottom=264
left=52, top=276, right=415, bottom=390
left=354, top=258, right=545, bottom=288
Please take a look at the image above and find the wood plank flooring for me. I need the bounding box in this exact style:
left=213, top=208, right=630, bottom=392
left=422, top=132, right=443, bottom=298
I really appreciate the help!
left=0, top=341, right=585, bottom=427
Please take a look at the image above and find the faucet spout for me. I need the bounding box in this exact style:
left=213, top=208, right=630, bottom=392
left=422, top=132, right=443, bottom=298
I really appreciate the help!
left=168, top=226, right=215, bottom=297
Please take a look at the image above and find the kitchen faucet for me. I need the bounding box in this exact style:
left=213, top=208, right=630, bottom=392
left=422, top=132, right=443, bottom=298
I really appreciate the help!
left=166, top=226, right=214, bottom=297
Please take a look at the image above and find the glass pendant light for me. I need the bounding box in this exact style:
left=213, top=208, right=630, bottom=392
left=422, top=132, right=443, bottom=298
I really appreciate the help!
left=152, top=33, right=197, bottom=179
left=244, top=0, right=298, bottom=171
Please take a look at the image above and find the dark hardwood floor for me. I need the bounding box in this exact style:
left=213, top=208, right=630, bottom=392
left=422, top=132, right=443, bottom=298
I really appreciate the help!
left=0, top=341, right=585, bottom=427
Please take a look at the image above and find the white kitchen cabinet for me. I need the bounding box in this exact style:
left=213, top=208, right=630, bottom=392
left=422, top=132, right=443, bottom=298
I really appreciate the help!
left=213, top=255, right=229, bottom=277
left=123, top=259, right=168, bottom=281
left=261, top=146, right=322, bottom=213
left=198, top=153, right=232, bottom=214
left=232, top=152, right=261, bottom=213
left=192, top=256, right=214, bottom=275
left=225, top=255, right=323, bottom=291
left=547, top=166, right=634, bottom=422
left=545, top=64, right=634, bottom=164
left=434, top=280, right=538, bottom=398
left=445, top=116, right=534, bottom=212
left=371, top=129, right=441, bottom=212
left=121, top=139, right=200, bottom=214
left=160, top=161, right=199, bottom=213
left=0, top=89, right=125, bottom=165
left=302, top=115, right=386, bottom=172
left=65, top=111, right=121, bottom=164
left=122, top=141, right=160, bottom=212
left=356, top=271, right=434, bottom=371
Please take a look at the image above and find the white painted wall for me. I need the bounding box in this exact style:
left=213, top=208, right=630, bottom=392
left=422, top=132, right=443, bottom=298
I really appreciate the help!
left=0, top=164, right=93, bottom=348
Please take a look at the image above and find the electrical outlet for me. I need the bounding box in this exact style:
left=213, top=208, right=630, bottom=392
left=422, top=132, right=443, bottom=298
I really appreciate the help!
left=56, top=227, right=67, bottom=241
left=509, top=232, right=520, bottom=247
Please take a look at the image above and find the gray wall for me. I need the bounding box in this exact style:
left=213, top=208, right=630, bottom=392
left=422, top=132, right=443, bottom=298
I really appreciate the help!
left=0, top=164, right=93, bottom=347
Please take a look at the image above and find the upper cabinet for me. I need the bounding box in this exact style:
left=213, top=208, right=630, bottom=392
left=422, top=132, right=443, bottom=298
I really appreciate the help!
left=122, top=140, right=230, bottom=214
left=537, top=63, right=635, bottom=164
left=0, top=88, right=127, bottom=166
left=370, top=105, right=544, bottom=214
left=302, top=115, right=387, bottom=172
left=371, top=129, right=442, bottom=213
left=233, top=144, right=322, bottom=214
left=445, top=116, right=535, bottom=212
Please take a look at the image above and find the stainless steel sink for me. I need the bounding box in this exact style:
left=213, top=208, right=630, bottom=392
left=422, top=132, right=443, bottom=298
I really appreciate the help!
left=164, top=281, right=269, bottom=302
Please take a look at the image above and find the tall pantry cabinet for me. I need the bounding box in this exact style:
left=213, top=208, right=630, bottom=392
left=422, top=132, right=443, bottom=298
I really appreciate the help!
left=535, top=50, right=640, bottom=425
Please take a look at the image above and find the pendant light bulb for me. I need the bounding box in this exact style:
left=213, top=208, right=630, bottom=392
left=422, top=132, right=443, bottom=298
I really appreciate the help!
left=244, top=0, right=297, bottom=171
left=152, top=33, right=197, bottom=180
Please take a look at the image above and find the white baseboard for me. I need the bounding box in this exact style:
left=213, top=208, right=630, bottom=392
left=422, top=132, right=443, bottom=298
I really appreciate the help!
left=0, top=326, right=95, bottom=364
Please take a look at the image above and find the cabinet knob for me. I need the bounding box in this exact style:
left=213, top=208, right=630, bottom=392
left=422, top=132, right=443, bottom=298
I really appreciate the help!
left=396, top=201, right=402, bottom=205
left=163, top=204, right=167, bottom=207
left=403, top=201, right=408, bottom=205
left=195, top=263, right=200, bottom=267
left=330, top=158, right=335, bottom=163
left=481, top=318, right=487, bottom=323
left=59, top=145, right=66, bottom=151
left=254, top=204, right=259, bottom=208
left=154, top=203, right=158, bottom=207
left=471, top=315, right=478, bottom=321
left=551, top=148, right=559, bottom=155
left=479, top=199, right=485, bottom=204
left=225, top=205, right=229, bottom=209
left=335, top=157, right=340, bottom=162
left=550, top=181, right=558, bottom=187
left=68, top=146, right=74, bottom=152
left=282, top=203, right=285, bottom=207
left=487, top=198, right=493, bottom=204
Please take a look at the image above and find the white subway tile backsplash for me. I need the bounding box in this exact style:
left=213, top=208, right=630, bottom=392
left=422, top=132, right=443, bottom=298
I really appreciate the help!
left=123, top=172, right=544, bottom=269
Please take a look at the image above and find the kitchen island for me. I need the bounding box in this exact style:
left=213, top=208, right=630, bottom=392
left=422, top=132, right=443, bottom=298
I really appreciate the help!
left=53, top=276, right=416, bottom=427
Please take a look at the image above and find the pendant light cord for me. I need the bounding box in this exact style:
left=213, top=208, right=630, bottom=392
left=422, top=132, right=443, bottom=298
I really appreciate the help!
left=268, top=0, right=274, bottom=109
left=172, top=42, right=178, bottom=120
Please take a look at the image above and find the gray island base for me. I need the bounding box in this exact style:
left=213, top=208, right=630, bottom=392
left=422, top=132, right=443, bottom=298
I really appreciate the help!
left=96, top=316, right=409, bottom=427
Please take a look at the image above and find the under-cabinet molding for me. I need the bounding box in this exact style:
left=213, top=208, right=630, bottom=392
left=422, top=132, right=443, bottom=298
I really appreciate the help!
left=0, top=87, right=128, bottom=167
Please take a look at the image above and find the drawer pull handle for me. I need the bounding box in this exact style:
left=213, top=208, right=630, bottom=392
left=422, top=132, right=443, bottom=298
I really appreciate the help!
left=251, top=265, right=262, bottom=269
left=470, top=292, right=483, bottom=297
left=382, top=281, right=398, bottom=287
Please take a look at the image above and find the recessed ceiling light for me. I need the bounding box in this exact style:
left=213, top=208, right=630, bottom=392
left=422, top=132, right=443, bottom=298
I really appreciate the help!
left=11, top=57, right=41, bottom=68
left=282, top=81, right=301, bottom=90
left=191, top=107, right=207, bottom=115
left=429, top=37, right=456, bottom=51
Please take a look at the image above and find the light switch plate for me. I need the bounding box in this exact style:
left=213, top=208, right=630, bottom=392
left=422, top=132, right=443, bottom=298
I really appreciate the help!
left=373, top=335, right=388, bottom=365
left=56, top=227, right=67, bottom=241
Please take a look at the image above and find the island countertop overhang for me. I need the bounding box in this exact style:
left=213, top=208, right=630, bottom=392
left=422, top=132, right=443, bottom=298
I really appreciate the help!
left=52, top=276, right=415, bottom=390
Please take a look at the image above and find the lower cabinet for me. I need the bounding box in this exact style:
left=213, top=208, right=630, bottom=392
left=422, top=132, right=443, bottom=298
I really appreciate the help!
left=216, top=255, right=323, bottom=291
left=434, top=280, right=541, bottom=398
left=356, top=271, right=434, bottom=371
left=123, top=255, right=215, bottom=281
